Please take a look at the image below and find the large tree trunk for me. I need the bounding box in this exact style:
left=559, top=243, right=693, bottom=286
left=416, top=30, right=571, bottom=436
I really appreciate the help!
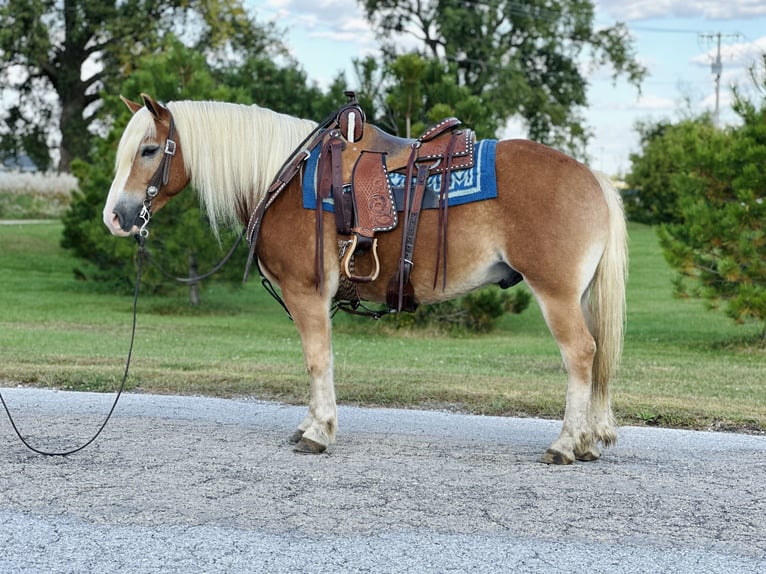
left=56, top=72, right=89, bottom=173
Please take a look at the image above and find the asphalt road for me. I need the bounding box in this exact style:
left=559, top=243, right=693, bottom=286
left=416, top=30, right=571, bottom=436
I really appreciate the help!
left=1, top=386, right=764, bottom=573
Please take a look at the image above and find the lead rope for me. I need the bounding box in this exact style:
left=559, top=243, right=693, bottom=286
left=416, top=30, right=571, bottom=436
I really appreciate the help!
left=0, top=236, right=146, bottom=456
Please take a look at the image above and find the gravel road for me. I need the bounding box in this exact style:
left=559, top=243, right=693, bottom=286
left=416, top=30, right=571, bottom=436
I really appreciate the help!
left=1, top=387, right=764, bottom=573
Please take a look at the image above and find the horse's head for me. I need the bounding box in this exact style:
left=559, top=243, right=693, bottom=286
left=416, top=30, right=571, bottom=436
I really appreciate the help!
left=103, top=94, right=188, bottom=237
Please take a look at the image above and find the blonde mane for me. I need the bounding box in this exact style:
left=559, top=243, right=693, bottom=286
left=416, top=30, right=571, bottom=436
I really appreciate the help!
left=170, top=101, right=317, bottom=234
left=118, top=100, right=317, bottom=236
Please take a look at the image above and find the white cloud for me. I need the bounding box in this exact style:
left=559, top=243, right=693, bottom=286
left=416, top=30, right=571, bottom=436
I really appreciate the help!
left=254, top=0, right=375, bottom=46
left=700, top=89, right=735, bottom=111
left=632, top=93, right=678, bottom=111
left=691, top=35, right=766, bottom=68
left=596, top=0, right=766, bottom=22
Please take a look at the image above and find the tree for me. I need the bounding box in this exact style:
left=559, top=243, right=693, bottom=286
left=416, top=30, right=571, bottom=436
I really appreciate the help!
left=387, top=53, right=427, bottom=138
left=655, top=69, right=766, bottom=337
left=351, top=53, right=496, bottom=140
left=0, top=0, right=272, bottom=172
left=360, top=0, right=645, bottom=157
left=624, top=115, right=717, bottom=224
left=219, top=56, right=346, bottom=120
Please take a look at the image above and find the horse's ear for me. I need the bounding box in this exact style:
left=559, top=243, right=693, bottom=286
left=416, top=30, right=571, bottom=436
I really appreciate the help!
left=140, top=93, right=168, bottom=121
left=120, top=95, right=143, bottom=115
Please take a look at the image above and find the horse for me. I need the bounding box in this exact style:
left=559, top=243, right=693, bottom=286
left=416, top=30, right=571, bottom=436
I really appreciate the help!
left=103, top=93, right=627, bottom=465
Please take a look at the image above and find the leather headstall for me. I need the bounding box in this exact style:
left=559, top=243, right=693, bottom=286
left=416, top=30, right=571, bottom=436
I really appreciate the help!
left=136, top=112, right=177, bottom=240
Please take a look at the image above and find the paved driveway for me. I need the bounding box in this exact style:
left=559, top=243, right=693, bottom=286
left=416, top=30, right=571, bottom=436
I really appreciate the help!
left=1, top=387, right=764, bottom=573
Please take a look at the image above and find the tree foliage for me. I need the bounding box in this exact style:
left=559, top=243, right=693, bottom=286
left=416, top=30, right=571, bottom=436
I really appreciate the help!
left=624, top=115, right=717, bottom=224
left=360, top=0, right=646, bottom=156
left=353, top=53, right=495, bottom=140
left=0, top=0, right=273, bottom=172
left=651, top=62, right=766, bottom=335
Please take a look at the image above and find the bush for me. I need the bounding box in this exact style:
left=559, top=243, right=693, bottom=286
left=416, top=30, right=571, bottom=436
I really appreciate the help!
left=382, top=286, right=531, bottom=334
left=656, top=85, right=766, bottom=335
left=625, top=115, right=716, bottom=224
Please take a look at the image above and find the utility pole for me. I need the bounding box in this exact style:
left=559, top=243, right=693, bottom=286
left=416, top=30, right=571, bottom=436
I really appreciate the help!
left=699, top=32, right=741, bottom=127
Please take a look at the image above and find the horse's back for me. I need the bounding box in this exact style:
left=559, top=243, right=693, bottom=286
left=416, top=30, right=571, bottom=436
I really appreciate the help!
left=495, top=138, right=607, bottom=210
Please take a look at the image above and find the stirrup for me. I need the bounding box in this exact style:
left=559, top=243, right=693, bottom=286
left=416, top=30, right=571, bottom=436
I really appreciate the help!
left=341, top=235, right=380, bottom=283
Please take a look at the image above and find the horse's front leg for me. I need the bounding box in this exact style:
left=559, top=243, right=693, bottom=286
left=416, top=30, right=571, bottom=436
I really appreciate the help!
left=282, top=288, right=337, bottom=454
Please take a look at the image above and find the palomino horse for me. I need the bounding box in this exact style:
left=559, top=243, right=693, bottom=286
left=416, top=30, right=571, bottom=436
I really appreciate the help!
left=103, top=94, right=627, bottom=465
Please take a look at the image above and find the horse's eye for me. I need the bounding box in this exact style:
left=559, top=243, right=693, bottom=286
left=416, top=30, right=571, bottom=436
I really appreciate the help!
left=141, top=145, right=160, bottom=158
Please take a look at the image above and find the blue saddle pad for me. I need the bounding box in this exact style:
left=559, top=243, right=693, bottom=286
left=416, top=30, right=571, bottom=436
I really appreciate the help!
left=302, top=139, right=497, bottom=211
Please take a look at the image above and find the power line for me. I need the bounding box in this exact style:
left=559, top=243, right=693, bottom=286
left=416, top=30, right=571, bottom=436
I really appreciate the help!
left=630, top=25, right=705, bottom=35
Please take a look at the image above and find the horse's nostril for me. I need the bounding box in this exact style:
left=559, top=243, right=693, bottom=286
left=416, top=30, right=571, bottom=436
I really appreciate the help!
left=112, top=211, right=124, bottom=230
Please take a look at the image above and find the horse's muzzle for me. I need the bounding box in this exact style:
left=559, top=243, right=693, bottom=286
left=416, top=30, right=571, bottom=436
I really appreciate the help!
left=105, top=200, right=142, bottom=236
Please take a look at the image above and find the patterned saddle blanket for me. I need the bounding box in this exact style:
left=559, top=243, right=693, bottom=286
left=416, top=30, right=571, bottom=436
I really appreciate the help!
left=302, top=139, right=498, bottom=212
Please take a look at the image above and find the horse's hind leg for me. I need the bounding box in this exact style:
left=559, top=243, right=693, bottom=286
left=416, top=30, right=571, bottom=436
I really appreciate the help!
left=281, top=289, right=337, bottom=454
left=531, top=287, right=601, bottom=465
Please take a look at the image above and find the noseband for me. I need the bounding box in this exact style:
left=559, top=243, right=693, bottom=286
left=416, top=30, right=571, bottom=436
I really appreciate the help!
left=136, top=113, right=177, bottom=239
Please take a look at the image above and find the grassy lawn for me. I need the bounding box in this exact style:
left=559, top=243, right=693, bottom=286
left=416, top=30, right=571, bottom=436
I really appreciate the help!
left=0, top=220, right=763, bottom=432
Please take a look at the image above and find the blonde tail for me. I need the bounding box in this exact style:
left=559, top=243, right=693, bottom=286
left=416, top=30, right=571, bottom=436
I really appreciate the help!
left=589, top=172, right=628, bottom=419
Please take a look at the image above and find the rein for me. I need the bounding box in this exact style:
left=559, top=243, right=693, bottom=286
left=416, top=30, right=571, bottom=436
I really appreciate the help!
left=0, top=238, right=146, bottom=456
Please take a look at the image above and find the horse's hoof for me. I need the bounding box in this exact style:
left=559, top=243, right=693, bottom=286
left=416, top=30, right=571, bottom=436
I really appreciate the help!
left=293, top=437, right=326, bottom=454
left=575, top=446, right=601, bottom=462
left=289, top=429, right=305, bottom=444
left=539, top=448, right=574, bottom=465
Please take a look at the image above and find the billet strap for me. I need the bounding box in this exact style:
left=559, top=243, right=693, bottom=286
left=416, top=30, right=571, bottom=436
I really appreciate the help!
left=314, top=131, right=351, bottom=292
left=329, top=133, right=352, bottom=235
left=433, top=132, right=459, bottom=290
left=401, top=165, right=430, bottom=272
left=387, top=159, right=430, bottom=312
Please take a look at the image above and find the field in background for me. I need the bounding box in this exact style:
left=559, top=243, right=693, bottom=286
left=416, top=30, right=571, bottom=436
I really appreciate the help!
left=0, top=171, right=77, bottom=219
left=0, top=220, right=763, bottom=433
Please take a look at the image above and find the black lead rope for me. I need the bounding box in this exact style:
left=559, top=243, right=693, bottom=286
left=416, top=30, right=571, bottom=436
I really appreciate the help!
left=0, top=237, right=146, bottom=456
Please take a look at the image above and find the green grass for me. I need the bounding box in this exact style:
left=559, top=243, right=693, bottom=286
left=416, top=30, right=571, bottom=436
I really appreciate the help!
left=0, top=221, right=763, bottom=432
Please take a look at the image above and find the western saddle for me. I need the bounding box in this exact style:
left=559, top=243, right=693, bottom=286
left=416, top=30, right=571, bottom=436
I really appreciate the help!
left=246, top=92, right=477, bottom=313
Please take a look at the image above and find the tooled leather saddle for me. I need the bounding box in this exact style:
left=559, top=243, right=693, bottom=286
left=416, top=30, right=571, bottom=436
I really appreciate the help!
left=246, top=91, right=477, bottom=313
left=316, top=92, right=476, bottom=312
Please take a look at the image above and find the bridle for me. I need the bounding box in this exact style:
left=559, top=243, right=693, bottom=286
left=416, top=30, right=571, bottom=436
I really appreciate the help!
left=136, top=113, right=177, bottom=241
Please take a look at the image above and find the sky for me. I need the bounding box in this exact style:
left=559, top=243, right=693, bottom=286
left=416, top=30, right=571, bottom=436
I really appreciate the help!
left=245, top=0, right=766, bottom=175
